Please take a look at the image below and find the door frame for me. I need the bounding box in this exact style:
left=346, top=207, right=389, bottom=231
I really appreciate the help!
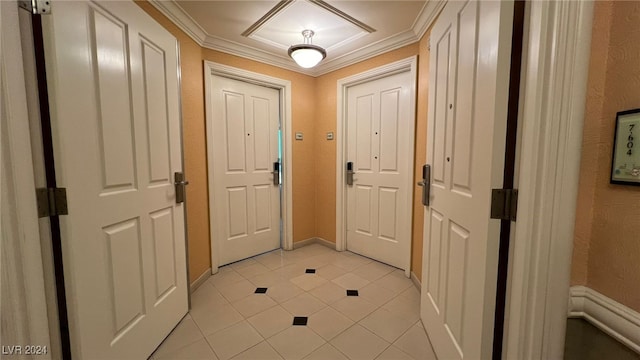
left=504, top=1, right=594, bottom=358
left=204, top=61, right=293, bottom=273
left=1, top=1, right=53, bottom=356
left=335, top=56, right=417, bottom=276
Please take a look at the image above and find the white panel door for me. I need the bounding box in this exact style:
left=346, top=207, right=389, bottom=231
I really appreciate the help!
left=210, top=76, right=281, bottom=266
left=420, top=0, right=513, bottom=359
left=42, top=1, right=188, bottom=358
left=346, top=71, right=413, bottom=270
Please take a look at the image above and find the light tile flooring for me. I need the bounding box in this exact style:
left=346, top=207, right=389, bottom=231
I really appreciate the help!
left=150, top=244, right=437, bottom=360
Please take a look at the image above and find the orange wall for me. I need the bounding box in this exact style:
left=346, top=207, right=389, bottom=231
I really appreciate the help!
left=572, top=0, right=640, bottom=312
left=571, top=0, right=612, bottom=288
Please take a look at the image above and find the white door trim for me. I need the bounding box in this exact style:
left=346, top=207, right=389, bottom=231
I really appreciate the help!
left=204, top=61, right=293, bottom=273
left=335, top=56, right=417, bottom=276
left=504, top=1, right=594, bottom=359
left=1, top=0, right=52, bottom=356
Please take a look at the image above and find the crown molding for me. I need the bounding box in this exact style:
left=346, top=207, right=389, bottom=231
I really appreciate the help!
left=148, top=0, right=207, bottom=44
left=412, top=0, right=446, bottom=39
left=202, top=35, right=309, bottom=74
left=148, top=0, right=445, bottom=77
left=312, top=29, right=419, bottom=76
left=203, top=28, right=418, bottom=77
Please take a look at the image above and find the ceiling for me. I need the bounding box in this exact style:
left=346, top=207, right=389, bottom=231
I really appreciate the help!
left=149, top=0, right=444, bottom=76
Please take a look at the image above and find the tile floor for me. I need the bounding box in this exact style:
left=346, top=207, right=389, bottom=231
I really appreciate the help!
left=150, top=244, right=437, bottom=360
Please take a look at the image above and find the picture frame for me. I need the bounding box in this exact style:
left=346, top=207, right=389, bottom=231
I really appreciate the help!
left=610, top=108, right=640, bottom=185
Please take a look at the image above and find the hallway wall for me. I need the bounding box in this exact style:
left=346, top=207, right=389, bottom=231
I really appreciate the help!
left=572, top=0, right=640, bottom=312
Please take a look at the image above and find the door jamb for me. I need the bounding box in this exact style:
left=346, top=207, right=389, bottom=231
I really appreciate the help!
left=204, top=61, right=294, bottom=274
left=335, top=56, right=418, bottom=276
left=1, top=1, right=53, bottom=356
left=504, top=1, right=594, bottom=358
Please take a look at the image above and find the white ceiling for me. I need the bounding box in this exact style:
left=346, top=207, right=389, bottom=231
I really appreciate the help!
left=149, top=0, right=445, bottom=76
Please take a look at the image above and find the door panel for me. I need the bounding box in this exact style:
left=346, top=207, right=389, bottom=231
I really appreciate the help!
left=378, top=187, right=397, bottom=240
left=427, top=210, right=444, bottom=308
left=254, top=185, right=272, bottom=232
left=379, top=90, right=400, bottom=173
left=346, top=71, right=413, bottom=270
left=93, top=8, right=137, bottom=191
left=211, top=76, right=281, bottom=265
left=104, top=218, right=145, bottom=334
left=446, top=221, right=469, bottom=345
left=151, top=208, right=177, bottom=300
left=420, top=1, right=513, bottom=359
left=252, top=98, right=272, bottom=171
left=224, top=92, right=247, bottom=172
left=356, top=95, right=374, bottom=171
left=228, top=187, right=249, bottom=239
left=432, top=27, right=451, bottom=187
left=451, top=1, right=477, bottom=194
left=355, top=185, right=372, bottom=234
left=43, top=1, right=188, bottom=358
left=142, top=40, right=172, bottom=185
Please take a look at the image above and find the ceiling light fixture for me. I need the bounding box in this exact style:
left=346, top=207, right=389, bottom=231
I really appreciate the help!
left=288, top=30, right=326, bottom=69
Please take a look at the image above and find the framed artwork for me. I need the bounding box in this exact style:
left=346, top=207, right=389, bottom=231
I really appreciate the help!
left=611, top=108, right=640, bottom=185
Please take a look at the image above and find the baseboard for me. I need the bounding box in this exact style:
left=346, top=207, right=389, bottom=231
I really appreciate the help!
left=190, top=268, right=211, bottom=293
left=292, top=237, right=337, bottom=250
left=410, top=271, right=421, bottom=291
left=569, top=285, right=640, bottom=354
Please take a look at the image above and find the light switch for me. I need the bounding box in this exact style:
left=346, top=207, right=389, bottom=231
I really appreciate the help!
left=326, top=132, right=334, bottom=140
left=295, top=132, right=303, bottom=140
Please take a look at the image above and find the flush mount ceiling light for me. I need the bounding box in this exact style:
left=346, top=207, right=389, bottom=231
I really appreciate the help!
left=288, top=30, right=326, bottom=68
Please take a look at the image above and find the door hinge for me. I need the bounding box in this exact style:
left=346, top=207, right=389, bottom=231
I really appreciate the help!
left=490, top=189, right=518, bottom=221
left=36, top=188, right=68, bottom=218
left=18, top=0, right=51, bottom=14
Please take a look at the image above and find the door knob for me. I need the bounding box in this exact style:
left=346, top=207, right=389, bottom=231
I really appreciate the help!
left=174, top=172, right=189, bottom=204
left=418, top=165, right=430, bottom=206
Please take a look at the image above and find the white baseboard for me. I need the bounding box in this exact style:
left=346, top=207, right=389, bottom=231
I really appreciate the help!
left=292, top=237, right=337, bottom=250
left=190, top=268, right=211, bottom=293
left=569, top=285, right=640, bottom=354
left=410, top=271, right=421, bottom=291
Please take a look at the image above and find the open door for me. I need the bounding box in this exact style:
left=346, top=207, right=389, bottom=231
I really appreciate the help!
left=41, top=1, right=188, bottom=358
left=420, top=0, right=514, bottom=359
